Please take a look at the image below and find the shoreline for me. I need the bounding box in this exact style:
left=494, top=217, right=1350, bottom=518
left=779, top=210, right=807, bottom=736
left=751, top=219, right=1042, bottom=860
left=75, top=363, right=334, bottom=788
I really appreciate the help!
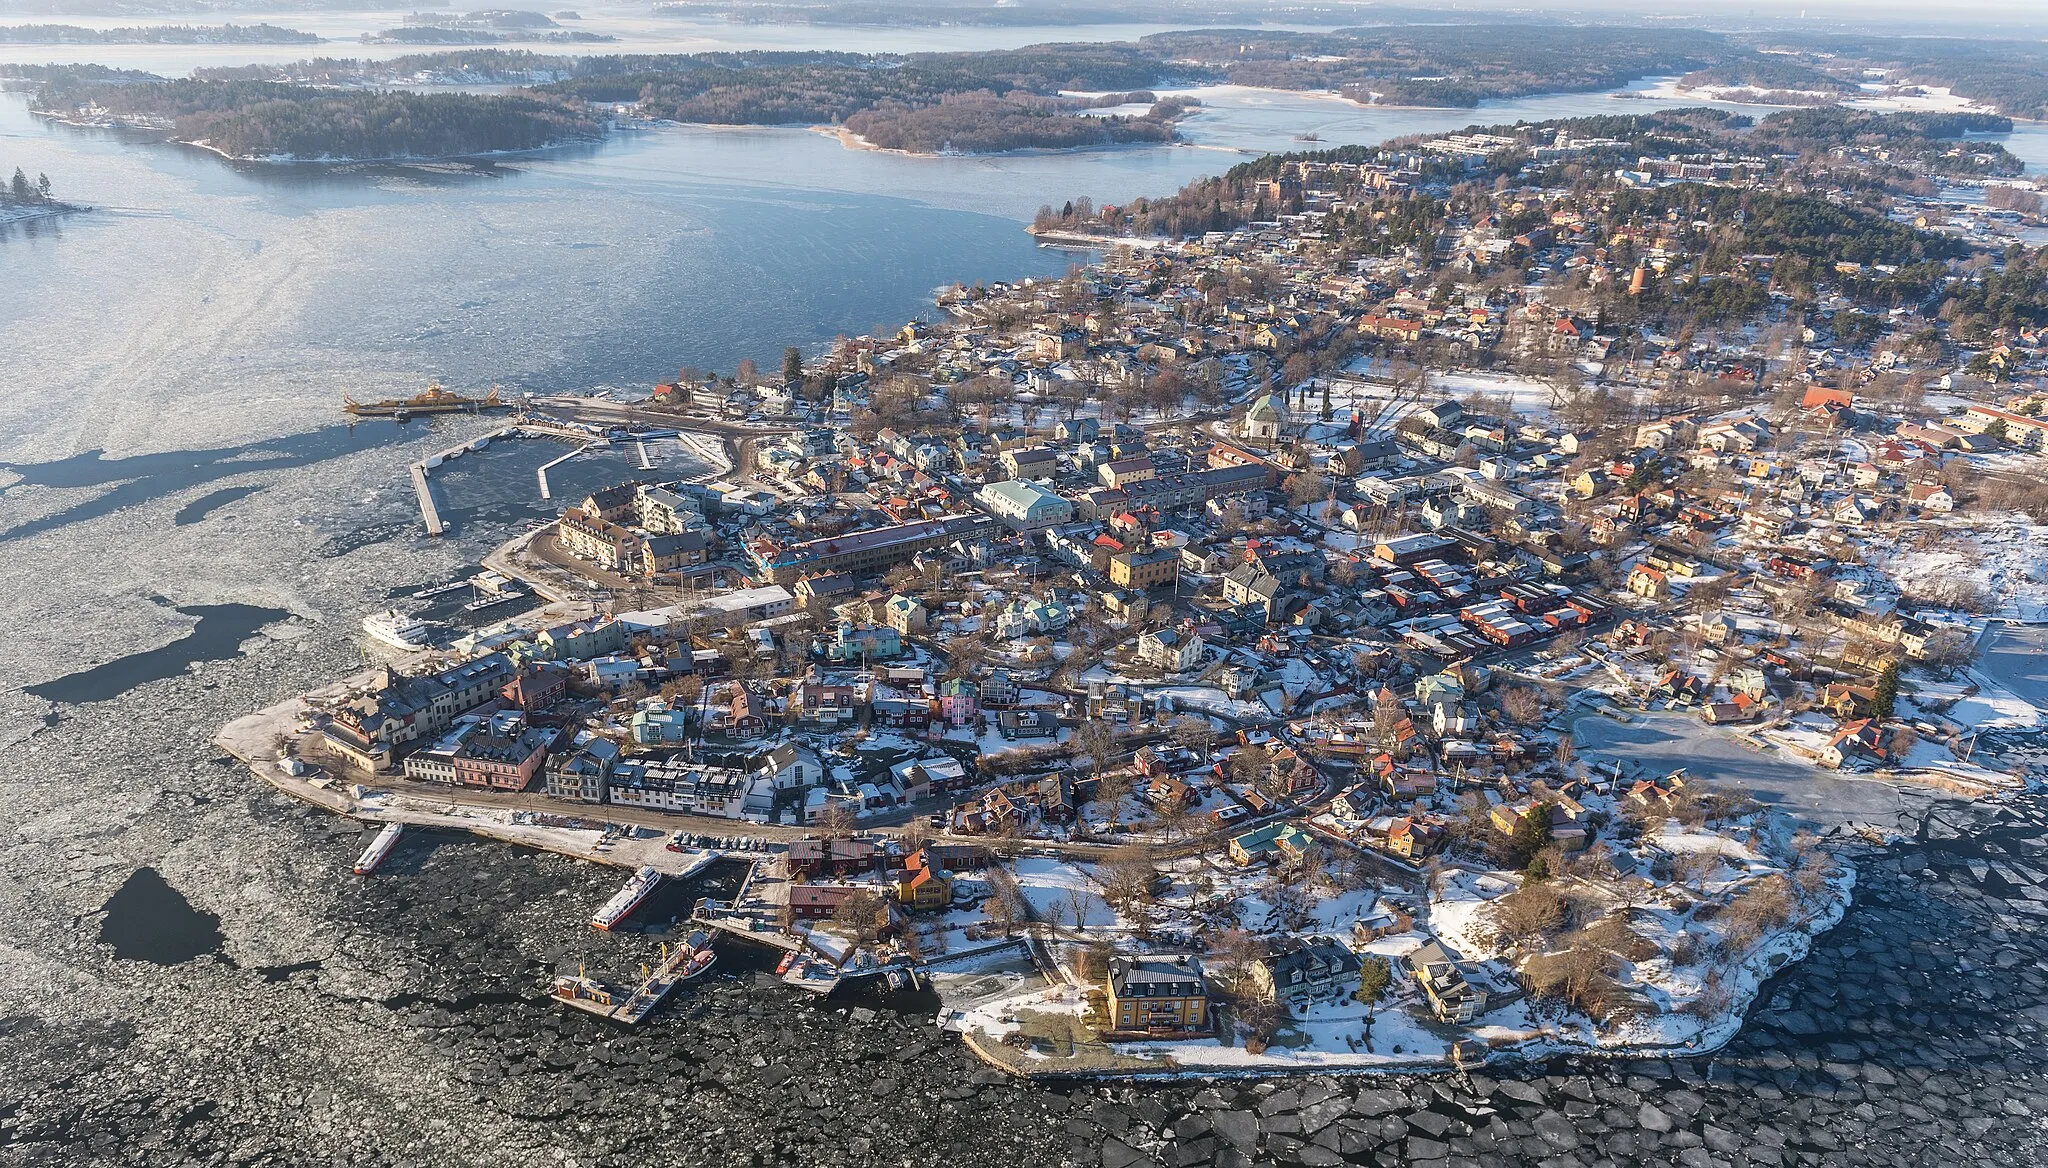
left=815, top=123, right=1184, bottom=160
left=954, top=863, right=1856, bottom=1081
left=0, top=200, right=84, bottom=226
left=29, top=107, right=604, bottom=165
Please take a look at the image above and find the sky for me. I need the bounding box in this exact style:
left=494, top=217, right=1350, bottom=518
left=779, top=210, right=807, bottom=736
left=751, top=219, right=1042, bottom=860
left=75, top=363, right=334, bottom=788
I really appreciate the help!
left=0, top=0, right=2040, bottom=31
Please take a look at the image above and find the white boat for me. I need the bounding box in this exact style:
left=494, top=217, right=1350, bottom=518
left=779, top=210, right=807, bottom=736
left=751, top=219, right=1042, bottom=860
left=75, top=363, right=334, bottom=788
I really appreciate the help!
left=591, top=865, right=662, bottom=931
left=353, top=823, right=403, bottom=875
left=362, top=608, right=436, bottom=651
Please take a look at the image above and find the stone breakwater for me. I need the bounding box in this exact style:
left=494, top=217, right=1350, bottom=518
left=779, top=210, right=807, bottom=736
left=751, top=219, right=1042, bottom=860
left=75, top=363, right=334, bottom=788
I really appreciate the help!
left=2, top=787, right=2045, bottom=1167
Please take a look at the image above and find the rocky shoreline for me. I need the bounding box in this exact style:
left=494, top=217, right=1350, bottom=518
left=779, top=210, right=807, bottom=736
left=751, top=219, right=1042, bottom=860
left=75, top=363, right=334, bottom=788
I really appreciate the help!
left=8, top=770, right=2046, bottom=1166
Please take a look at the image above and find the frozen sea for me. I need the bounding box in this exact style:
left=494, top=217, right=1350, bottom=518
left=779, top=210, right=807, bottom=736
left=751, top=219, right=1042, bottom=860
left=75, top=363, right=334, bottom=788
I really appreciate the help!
left=4, top=14, right=2048, bottom=1165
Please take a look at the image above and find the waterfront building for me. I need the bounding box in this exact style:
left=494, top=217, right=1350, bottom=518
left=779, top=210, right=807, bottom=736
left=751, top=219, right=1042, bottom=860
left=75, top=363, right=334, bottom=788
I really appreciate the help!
left=1105, top=954, right=1210, bottom=1036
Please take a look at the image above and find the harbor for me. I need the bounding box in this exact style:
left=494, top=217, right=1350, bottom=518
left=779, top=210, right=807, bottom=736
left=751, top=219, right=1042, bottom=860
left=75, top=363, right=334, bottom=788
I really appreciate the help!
left=397, top=411, right=708, bottom=536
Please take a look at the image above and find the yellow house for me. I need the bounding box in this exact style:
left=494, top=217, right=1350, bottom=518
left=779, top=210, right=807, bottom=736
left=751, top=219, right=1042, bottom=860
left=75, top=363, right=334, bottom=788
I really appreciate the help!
left=1105, top=955, right=1210, bottom=1035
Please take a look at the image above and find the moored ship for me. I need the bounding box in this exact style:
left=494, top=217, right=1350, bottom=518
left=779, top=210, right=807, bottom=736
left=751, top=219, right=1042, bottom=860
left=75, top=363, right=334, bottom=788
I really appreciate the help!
left=352, top=823, right=403, bottom=875
left=343, top=382, right=509, bottom=419
left=591, top=865, right=662, bottom=930
left=675, top=931, right=718, bottom=981
left=362, top=608, right=437, bottom=651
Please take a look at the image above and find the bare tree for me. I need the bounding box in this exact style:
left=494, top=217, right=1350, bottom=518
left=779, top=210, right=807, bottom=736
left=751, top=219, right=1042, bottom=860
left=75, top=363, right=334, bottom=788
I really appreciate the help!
left=1497, top=686, right=1546, bottom=726
left=819, top=801, right=860, bottom=840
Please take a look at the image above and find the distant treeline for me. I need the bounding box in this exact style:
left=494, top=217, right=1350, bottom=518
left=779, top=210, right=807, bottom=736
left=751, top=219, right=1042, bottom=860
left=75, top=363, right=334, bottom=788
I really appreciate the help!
left=645, top=0, right=1479, bottom=28
left=0, top=23, right=318, bottom=45
left=529, top=46, right=1180, bottom=125
left=1676, top=57, right=1853, bottom=95
left=361, top=28, right=616, bottom=45
left=1136, top=25, right=1729, bottom=108
left=844, top=92, right=1180, bottom=154
left=1752, top=33, right=2048, bottom=121
left=34, top=76, right=602, bottom=161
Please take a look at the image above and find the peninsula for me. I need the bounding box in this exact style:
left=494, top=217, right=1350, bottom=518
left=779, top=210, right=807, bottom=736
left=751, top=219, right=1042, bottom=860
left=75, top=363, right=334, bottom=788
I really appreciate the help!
left=219, top=100, right=2048, bottom=1079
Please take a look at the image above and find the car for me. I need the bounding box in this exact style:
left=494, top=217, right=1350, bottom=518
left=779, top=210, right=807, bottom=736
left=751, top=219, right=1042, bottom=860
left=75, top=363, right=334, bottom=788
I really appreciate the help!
left=666, top=831, right=690, bottom=852
left=1211, top=806, right=1250, bottom=825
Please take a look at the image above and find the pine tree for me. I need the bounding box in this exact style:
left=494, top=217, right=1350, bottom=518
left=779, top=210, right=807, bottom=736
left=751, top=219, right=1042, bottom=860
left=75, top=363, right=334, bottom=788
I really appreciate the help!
left=1320, top=380, right=1332, bottom=420
left=8, top=168, right=28, bottom=202
left=36, top=173, right=50, bottom=201
left=782, top=346, right=803, bottom=387
left=1871, top=660, right=1900, bottom=719
left=1508, top=801, right=1552, bottom=870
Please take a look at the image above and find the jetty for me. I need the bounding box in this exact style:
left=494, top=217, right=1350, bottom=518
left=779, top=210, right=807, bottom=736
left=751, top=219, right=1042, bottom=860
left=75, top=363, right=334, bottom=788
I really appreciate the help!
left=535, top=442, right=597, bottom=502
left=550, top=937, right=713, bottom=1025
left=410, top=464, right=444, bottom=537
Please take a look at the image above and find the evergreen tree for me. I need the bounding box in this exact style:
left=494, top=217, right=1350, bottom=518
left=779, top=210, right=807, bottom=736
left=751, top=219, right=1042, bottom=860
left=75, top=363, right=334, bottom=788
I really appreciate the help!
left=1871, top=660, right=1900, bottom=719
left=8, top=168, right=28, bottom=202
left=1508, top=801, right=1552, bottom=869
left=1320, top=379, right=1332, bottom=420
left=36, top=173, right=51, bottom=201
left=782, top=346, right=803, bottom=386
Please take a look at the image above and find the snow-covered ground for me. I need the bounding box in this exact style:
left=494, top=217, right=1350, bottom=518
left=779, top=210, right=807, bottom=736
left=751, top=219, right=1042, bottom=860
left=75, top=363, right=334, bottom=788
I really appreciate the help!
left=1865, top=516, right=2048, bottom=623
left=1428, top=370, right=1566, bottom=417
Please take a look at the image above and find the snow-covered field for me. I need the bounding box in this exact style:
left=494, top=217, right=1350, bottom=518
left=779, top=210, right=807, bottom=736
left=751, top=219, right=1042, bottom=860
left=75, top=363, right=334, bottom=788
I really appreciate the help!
left=1866, top=517, right=2048, bottom=623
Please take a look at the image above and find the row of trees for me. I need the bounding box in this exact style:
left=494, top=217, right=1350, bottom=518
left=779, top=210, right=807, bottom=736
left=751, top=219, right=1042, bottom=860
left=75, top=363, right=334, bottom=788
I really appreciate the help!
left=3, top=168, right=54, bottom=206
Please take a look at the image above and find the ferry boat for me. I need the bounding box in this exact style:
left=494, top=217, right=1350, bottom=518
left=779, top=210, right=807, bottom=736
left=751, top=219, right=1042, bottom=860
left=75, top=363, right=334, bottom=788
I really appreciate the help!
left=352, top=823, right=403, bottom=875
left=362, top=608, right=437, bottom=651
left=590, top=865, right=661, bottom=930
left=343, top=382, right=510, bottom=419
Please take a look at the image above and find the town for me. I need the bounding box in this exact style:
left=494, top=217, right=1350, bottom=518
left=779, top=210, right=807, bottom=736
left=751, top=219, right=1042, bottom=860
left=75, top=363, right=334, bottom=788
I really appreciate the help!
left=224, top=104, right=2047, bottom=1077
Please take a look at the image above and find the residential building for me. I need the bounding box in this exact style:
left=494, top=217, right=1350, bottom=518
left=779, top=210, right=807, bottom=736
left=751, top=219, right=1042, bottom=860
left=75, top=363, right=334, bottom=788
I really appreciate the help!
left=1105, top=954, right=1210, bottom=1035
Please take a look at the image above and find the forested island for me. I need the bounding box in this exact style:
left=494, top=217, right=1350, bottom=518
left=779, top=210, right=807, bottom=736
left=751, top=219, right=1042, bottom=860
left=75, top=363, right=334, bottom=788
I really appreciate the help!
left=18, top=20, right=2048, bottom=165
left=0, top=166, right=82, bottom=226
left=30, top=75, right=602, bottom=162
left=529, top=45, right=1174, bottom=123
left=27, top=44, right=1188, bottom=161
left=362, top=27, right=616, bottom=45
left=843, top=92, right=1188, bottom=154
left=0, top=23, right=319, bottom=45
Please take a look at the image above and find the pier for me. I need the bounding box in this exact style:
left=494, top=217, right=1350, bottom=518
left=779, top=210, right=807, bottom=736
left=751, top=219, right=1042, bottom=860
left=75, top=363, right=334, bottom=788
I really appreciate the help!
left=410, top=464, right=444, bottom=537
left=551, top=938, right=709, bottom=1025
left=536, top=442, right=598, bottom=502
left=408, top=426, right=515, bottom=536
